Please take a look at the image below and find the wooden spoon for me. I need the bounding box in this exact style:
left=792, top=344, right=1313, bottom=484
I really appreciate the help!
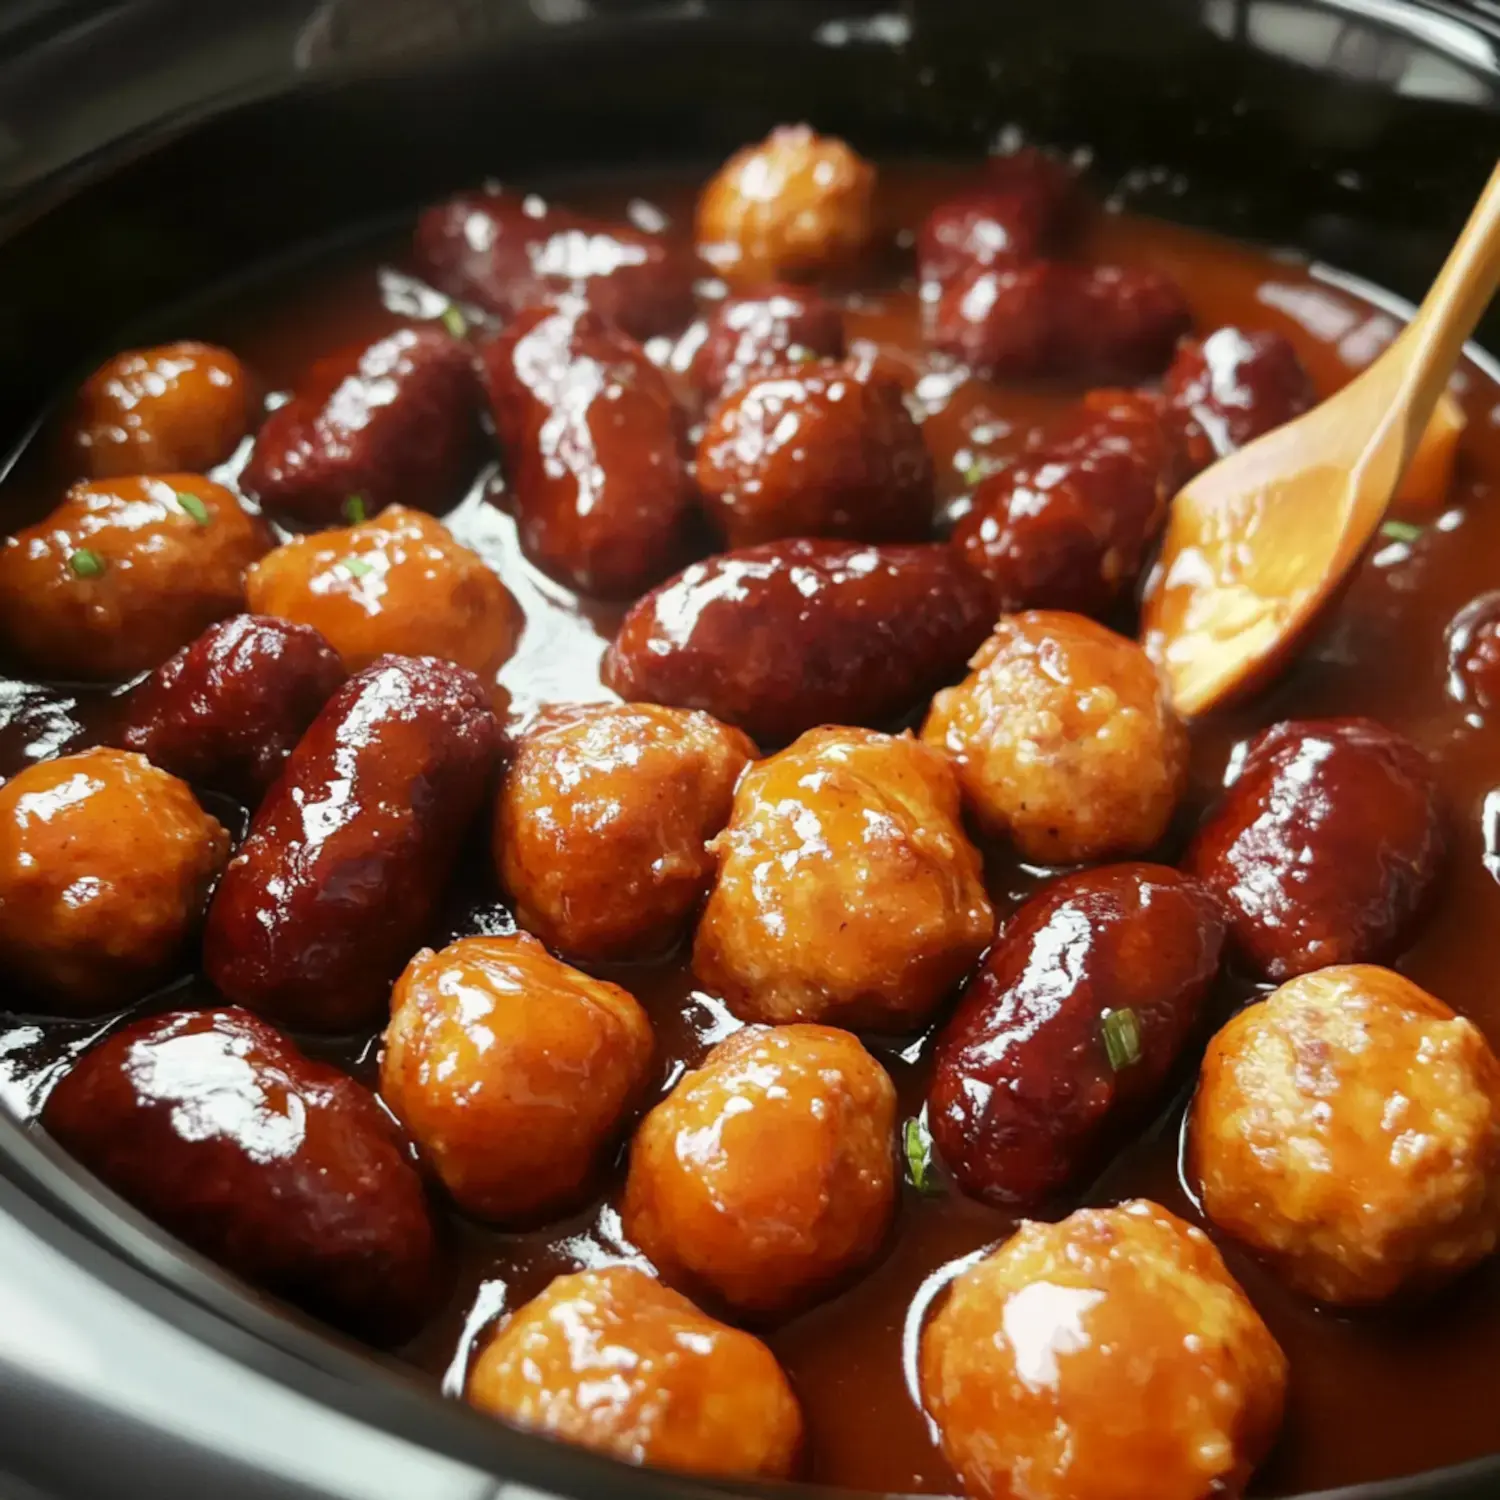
left=1141, top=161, right=1500, bottom=719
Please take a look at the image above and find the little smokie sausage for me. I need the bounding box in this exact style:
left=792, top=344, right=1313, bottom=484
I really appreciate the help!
left=203, top=655, right=501, bottom=1032
left=929, top=864, right=1225, bottom=1206
left=481, top=302, right=694, bottom=597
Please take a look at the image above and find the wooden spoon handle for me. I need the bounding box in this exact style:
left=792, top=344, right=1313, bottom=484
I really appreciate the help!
left=1395, top=159, right=1500, bottom=436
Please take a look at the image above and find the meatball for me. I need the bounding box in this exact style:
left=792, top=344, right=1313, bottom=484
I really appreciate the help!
left=0, top=748, right=228, bottom=1015
left=916, top=149, right=1080, bottom=287
left=697, top=125, right=875, bottom=284
left=623, top=1024, right=897, bottom=1315
left=44, top=1007, right=438, bottom=1343
left=467, top=1266, right=802, bottom=1478
left=693, top=726, right=993, bottom=1030
left=921, top=1201, right=1286, bottom=1500
left=922, top=612, right=1188, bottom=865
left=1161, top=326, right=1315, bottom=473
left=952, top=390, right=1185, bottom=616
left=244, top=504, right=520, bottom=681
left=495, top=703, right=754, bottom=961
left=689, top=284, right=845, bottom=399
left=1446, top=591, right=1500, bottom=712
left=695, top=357, right=934, bottom=547
left=0, top=476, right=272, bottom=682
left=1190, top=965, right=1500, bottom=1305
left=381, top=933, right=654, bottom=1224
left=1184, top=717, right=1443, bottom=982
left=66, top=341, right=257, bottom=480
left=930, top=864, right=1224, bottom=1206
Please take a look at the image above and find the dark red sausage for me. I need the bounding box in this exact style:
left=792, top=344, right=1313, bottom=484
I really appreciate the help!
left=602, top=538, right=993, bottom=746
left=1447, top=592, right=1500, bottom=712
left=240, top=327, right=482, bottom=528
left=690, top=284, right=845, bottom=399
left=413, top=189, right=699, bottom=341
left=917, top=148, right=1080, bottom=287
left=952, top=390, right=1187, bottom=615
left=44, top=1007, right=439, bottom=1344
left=929, top=864, right=1225, bottom=1206
left=1162, top=326, right=1315, bottom=473
left=112, top=615, right=345, bottom=802
left=933, top=261, right=1191, bottom=381
left=202, top=655, right=501, bottom=1031
left=696, top=357, right=934, bottom=548
left=480, top=302, right=694, bottom=597
left=1184, top=718, right=1444, bottom=982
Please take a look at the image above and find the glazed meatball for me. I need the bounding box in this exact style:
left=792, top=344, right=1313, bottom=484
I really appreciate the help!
left=693, top=726, right=993, bottom=1030
left=1162, top=326, right=1315, bottom=472
left=1184, top=718, right=1443, bottom=981
left=696, top=357, right=934, bottom=547
left=916, top=149, right=1080, bottom=287
left=697, top=125, right=876, bottom=284
left=66, top=342, right=257, bottom=480
left=0, top=476, right=272, bottom=681
left=0, top=748, right=228, bottom=1015
left=381, top=934, right=654, bottom=1224
left=44, top=1007, right=438, bottom=1343
left=922, top=612, right=1188, bottom=865
left=244, top=505, right=520, bottom=680
left=495, top=703, right=755, bottom=961
left=1190, top=965, right=1500, bottom=1305
left=467, top=1266, right=802, bottom=1478
left=1446, top=591, right=1500, bottom=712
left=930, top=865, right=1224, bottom=1206
left=689, top=284, right=845, bottom=399
left=952, top=390, right=1185, bottom=616
left=921, top=1200, right=1286, bottom=1500
left=623, top=1024, right=897, bottom=1315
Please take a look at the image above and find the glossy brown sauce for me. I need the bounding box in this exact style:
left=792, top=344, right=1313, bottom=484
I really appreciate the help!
left=3, top=164, right=1500, bottom=1497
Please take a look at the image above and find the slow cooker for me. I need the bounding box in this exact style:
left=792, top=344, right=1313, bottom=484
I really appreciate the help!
left=0, top=2, right=1498, bottom=1497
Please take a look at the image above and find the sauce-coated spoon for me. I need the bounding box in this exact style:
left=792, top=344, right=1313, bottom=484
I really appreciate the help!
left=1142, top=161, right=1500, bottom=719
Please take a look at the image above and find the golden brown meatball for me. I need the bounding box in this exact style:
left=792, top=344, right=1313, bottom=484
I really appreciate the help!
left=0, top=476, right=272, bottom=681
left=467, top=1266, right=802, bottom=1479
left=622, top=1024, right=897, bottom=1315
left=495, top=703, right=755, bottom=961
left=244, top=504, right=521, bottom=681
left=0, top=748, right=229, bottom=1015
left=693, top=726, right=992, bottom=1030
left=921, top=1201, right=1287, bottom=1500
left=696, top=125, right=876, bottom=284
left=381, top=933, right=654, bottom=1224
left=66, top=342, right=257, bottom=479
left=1190, top=965, right=1500, bottom=1305
left=922, top=611, right=1188, bottom=865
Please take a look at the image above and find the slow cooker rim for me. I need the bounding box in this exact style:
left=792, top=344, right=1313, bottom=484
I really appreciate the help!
left=1, top=1, right=1500, bottom=1496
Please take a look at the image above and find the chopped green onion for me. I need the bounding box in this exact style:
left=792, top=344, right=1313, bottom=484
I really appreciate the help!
left=441, top=303, right=468, bottom=339
left=174, top=490, right=211, bottom=526
left=962, top=459, right=989, bottom=489
left=788, top=346, right=818, bottom=365
left=1380, top=519, right=1423, bottom=544
left=904, top=1115, right=942, bottom=1195
left=67, top=548, right=105, bottom=579
left=338, top=555, right=375, bottom=579
left=342, top=493, right=368, bottom=525
left=1101, top=1007, right=1143, bottom=1072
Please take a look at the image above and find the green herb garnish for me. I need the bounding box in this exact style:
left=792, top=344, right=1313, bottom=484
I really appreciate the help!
left=962, top=459, right=989, bottom=489
left=67, top=548, right=105, bottom=579
left=174, top=490, right=211, bottom=526
left=338, top=555, right=375, bottom=579
left=441, top=303, right=469, bottom=339
left=1101, top=1007, right=1143, bottom=1072
left=342, top=493, right=368, bottom=525
left=1380, top=519, right=1423, bottom=544
left=904, top=1115, right=942, bottom=1196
